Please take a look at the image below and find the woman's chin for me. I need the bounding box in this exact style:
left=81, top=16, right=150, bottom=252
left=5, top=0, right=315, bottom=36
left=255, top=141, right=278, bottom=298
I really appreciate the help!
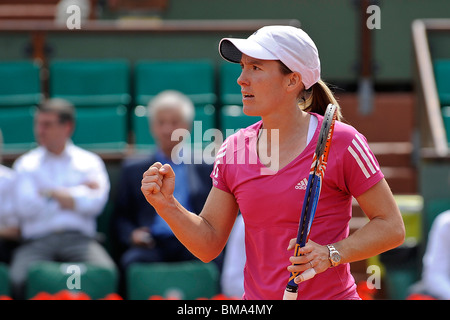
left=242, top=105, right=261, bottom=117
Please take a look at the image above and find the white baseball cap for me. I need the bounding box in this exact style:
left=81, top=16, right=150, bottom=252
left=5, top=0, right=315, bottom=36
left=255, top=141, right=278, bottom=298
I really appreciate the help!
left=219, top=25, right=320, bottom=90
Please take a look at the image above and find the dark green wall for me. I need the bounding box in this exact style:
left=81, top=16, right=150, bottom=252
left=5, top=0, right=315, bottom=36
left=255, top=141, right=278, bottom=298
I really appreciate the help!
left=1, top=0, right=449, bottom=85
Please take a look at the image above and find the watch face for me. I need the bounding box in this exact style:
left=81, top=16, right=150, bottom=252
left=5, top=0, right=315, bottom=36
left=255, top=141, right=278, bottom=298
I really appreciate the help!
left=331, top=252, right=341, bottom=263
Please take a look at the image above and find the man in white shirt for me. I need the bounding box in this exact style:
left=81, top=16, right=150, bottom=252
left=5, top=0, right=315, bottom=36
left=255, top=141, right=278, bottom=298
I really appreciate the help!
left=421, top=210, right=450, bottom=299
left=0, top=129, right=20, bottom=263
left=9, top=98, right=117, bottom=299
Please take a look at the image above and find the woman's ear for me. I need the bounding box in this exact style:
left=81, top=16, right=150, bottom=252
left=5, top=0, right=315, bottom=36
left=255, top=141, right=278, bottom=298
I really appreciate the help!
left=286, top=72, right=304, bottom=93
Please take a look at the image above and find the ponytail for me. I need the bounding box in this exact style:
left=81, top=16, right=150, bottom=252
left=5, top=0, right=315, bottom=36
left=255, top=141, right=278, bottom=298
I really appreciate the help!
left=300, top=80, right=342, bottom=121
left=276, top=61, right=343, bottom=120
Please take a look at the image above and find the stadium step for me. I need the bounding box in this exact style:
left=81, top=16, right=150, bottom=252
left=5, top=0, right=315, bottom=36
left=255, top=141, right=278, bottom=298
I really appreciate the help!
left=336, top=92, right=417, bottom=195
left=338, top=92, right=417, bottom=298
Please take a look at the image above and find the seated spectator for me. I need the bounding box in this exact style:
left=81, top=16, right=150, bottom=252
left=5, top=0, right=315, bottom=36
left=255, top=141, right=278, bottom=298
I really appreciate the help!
left=0, top=129, right=20, bottom=264
left=419, top=210, right=450, bottom=299
left=9, top=98, right=117, bottom=299
left=112, top=90, right=213, bottom=273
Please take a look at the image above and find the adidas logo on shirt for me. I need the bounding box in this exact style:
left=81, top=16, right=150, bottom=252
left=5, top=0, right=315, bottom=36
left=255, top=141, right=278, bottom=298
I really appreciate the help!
left=295, top=178, right=308, bottom=190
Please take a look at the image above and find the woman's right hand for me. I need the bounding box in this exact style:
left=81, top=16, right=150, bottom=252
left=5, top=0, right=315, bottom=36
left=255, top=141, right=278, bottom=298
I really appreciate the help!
left=141, top=162, right=176, bottom=211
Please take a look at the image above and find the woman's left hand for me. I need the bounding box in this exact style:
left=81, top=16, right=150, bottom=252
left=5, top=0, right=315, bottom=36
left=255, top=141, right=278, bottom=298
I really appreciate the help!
left=286, top=238, right=331, bottom=284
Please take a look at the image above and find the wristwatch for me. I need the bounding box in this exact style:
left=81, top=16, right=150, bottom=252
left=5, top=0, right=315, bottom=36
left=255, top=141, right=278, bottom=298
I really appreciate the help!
left=327, top=244, right=341, bottom=267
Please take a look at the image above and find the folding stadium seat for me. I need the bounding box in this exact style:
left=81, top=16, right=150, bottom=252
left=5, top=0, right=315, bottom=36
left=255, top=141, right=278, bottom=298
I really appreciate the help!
left=434, top=59, right=450, bottom=106
left=0, top=61, right=42, bottom=107
left=220, top=105, right=260, bottom=138
left=0, top=263, right=10, bottom=296
left=26, top=261, right=118, bottom=300
left=49, top=59, right=131, bottom=152
left=71, top=106, right=128, bottom=152
left=443, top=106, right=450, bottom=145
left=423, top=197, right=450, bottom=236
left=0, top=61, right=42, bottom=154
left=49, top=59, right=131, bottom=107
left=193, top=104, right=216, bottom=137
left=127, top=261, right=220, bottom=300
left=219, top=62, right=243, bottom=106
left=133, top=59, right=216, bottom=108
left=131, top=59, right=217, bottom=153
left=0, top=106, right=37, bottom=154
left=131, top=105, right=156, bottom=151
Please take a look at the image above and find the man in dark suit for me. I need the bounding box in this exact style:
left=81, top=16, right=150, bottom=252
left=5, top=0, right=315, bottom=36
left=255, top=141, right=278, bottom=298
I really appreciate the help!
left=113, top=90, right=213, bottom=271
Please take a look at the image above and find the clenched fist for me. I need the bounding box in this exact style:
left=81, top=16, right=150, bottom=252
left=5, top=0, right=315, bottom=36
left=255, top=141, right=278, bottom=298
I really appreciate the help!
left=141, top=162, right=176, bottom=210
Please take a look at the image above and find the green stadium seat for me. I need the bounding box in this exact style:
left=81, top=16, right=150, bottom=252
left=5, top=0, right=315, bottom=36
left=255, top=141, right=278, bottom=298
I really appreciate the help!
left=220, top=105, right=260, bottom=137
left=127, top=261, right=220, bottom=300
left=0, top=106, right=37, bottom=154
left=26, top=261, right=118, bottom=300
left=219, top=62, right=242, bottom=106
left=194, top=105, right=216, bottom=132
left=0, top=61, right=42, bottom=107
left=443, top=106, right=450, bottom=144
left=0, top=263, right=10, bottom=296
left=72, top=106, right=128, bottom=152
left=131, top=105, right=156, bottom=151
left=132, top=104, right=216, bottom=152
left=134, top=60, right=216, bottom=107
left=423, top=198, right=450, bottom=237
left=49, top=59, right=131, bottom=107
left=434, top=59, right=450, bottom=106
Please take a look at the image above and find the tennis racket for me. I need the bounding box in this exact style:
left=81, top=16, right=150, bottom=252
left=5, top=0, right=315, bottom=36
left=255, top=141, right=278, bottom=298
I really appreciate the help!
left=283, top=103, right=338, bottom=300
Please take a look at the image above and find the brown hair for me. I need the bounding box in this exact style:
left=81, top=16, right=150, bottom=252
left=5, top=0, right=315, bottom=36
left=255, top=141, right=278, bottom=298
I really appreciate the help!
left=278, top=61, right=342, bottom=121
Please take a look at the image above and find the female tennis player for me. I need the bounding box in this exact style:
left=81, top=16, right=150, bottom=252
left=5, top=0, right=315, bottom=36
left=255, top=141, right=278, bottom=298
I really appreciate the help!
left=141, top=25, right=405, bottom=300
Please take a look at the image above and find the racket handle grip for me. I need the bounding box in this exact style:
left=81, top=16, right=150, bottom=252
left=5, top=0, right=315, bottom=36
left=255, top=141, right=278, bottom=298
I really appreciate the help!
left=283, top=290, right=298, bottom=300
left=283, top=290, right=297, bottom=300
left=283, top=286, right=298, bottom=300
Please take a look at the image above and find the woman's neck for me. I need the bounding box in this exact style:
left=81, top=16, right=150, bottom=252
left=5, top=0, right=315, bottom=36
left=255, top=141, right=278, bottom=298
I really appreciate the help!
left=258, top=105, right=311, bottom=172
left=260, top=105, right=310, bottom=143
